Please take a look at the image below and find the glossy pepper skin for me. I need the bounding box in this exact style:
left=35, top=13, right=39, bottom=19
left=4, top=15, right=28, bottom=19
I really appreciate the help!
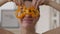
left=15, top=5, right=40, bottom=19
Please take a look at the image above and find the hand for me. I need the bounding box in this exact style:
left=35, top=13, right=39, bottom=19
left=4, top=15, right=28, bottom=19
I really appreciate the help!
left=32, top=0, right=41, bottom=9
left=7, top=0, right=22, bottom=5
left=32, top=0, right=51, bottom=8
left=12, top=0, right=23, bottom=5
left=39, top=0, right=51, bottom=5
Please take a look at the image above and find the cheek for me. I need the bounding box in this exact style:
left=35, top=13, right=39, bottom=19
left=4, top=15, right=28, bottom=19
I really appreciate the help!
left=35, top=14, right=40, bottom=21
left=33, top=16, right=40, bottom=24
left=33, top=18, right=39, bottom=25
left=18, top=19, right=23, bottom=23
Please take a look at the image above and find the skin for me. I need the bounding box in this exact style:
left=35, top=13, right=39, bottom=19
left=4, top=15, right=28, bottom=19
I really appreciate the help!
left=0, top=28, right=14, bottom=34
left=18, top=1, right=40, bottom=34
left=0, top=0, right=60, bottom=34
left=48, top=1, right=60, bottom=11
left=0, top=0, right=8, bottom=6
left=37, top=0, right=60, bottom=11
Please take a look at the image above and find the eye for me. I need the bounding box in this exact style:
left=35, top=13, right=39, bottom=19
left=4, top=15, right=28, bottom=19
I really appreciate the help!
left=20, top=11, right=23, bottom=13
left=29, top=10, right=31, bottom=12
left=33, top=10, right=36, bottom=13
left=20, top=8, right=24, bottom=13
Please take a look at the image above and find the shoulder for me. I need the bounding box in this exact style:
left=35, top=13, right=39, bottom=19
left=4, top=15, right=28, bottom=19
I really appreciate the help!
left=42, top=27, right=60, bottom=34
left=0, top=28, right=14, bottom=34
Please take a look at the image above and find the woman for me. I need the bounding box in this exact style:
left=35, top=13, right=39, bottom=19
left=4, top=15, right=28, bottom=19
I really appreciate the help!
left=0, top=0, right=60, bottom=34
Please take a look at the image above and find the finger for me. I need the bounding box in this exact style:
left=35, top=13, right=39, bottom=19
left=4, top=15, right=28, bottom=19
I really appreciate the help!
left=35, top=0, right=41, bottom=8
left=13, top=0, right=18, bottom=3
left=32, top=0, right=37, bottom=7
left=17, top=0, right=21, bottom=5
left=13, top=0, right=20, bottom=5
left=39, top=0, right=45, bottom=5
left=17, top=0, right=24, bottom=5
left=20, top=0, right=24, bottom=5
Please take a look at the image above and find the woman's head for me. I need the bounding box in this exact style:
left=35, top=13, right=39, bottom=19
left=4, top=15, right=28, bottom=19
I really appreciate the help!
left=15, top=0, right=40, bottom=28
left=16, top=8, right=40, bottom=29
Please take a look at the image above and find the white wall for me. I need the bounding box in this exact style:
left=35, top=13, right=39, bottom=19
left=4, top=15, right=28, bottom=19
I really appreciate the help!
left=36, top=5, right=50, bottom=33
left=1, top=1, right=17, bottom=10
left=0, top=7, right=1, bottom=22
left=0, top=2, right=51, bottom=34
left=0, top=7, right=1, bottom=26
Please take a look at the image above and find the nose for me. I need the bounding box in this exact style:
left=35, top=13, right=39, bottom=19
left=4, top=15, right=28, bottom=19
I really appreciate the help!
left=25, top=14, right=32, bottom=18
left=24, top=10, right=32, bottom=18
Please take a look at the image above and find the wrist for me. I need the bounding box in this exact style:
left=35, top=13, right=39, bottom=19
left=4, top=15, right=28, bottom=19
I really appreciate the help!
left=5, top=0, right=8, bottom=2
left=47, top=1, right=53, bottom=6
